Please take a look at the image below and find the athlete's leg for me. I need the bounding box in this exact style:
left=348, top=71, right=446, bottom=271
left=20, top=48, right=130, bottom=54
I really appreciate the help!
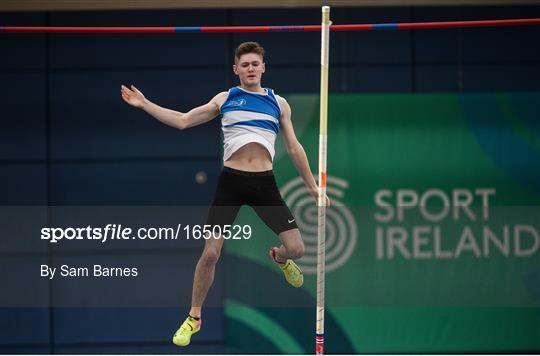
left=174, top=168, right=243, bottom=346
left=174, top=234, right=226, bottom=347
left=248, top=173, right=304, bottom=287
left=174, top=206, right=239, bottom=347
left=189, top=234, right=224, bottom=318
left=248, top=173, right=302, bottom=262
left=190, top=169, right=242, bottom=316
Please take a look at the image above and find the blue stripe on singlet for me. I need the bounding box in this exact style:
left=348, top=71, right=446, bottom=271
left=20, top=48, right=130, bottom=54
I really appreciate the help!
left=223, top=119, right=280, bottom=134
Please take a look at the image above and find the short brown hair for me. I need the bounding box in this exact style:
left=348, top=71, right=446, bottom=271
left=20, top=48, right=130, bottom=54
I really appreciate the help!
left=234, top=41, right=265, bottom=63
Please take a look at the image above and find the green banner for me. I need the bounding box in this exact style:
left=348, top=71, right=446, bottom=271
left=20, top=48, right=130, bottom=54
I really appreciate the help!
left=224, top=92, right=540, bottom=353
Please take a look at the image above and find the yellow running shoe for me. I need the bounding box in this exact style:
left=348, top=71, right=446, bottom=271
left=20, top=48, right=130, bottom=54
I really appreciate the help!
left=269, top=247, right=304, bottom=288
left=172, top=315, right=201, bottom=347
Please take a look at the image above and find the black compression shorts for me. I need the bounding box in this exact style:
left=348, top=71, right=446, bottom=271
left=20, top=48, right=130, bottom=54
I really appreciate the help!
left=206, top=167, right=298, bottom=235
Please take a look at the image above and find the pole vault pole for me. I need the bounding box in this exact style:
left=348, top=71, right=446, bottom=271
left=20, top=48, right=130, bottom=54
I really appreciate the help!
left=316, top=5, right=330, bottom=356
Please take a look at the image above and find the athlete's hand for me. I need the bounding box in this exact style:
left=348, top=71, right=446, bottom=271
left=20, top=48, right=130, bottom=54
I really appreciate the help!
left=121, top=84, right=146, bottom=109
left=309, top=188, right=332, bottom=207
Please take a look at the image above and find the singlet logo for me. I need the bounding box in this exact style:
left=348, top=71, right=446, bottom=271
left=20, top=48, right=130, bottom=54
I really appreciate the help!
left=228, top=99, right=246, bottom=107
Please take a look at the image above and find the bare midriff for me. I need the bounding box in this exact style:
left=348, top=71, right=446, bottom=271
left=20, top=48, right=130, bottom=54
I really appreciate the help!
left=224, top=142, right=273, bottom=172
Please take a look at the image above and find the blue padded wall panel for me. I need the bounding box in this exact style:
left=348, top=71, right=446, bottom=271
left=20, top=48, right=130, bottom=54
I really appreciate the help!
left=0, top=308, right=50, bottom=346
left=331, top=7, right=412, bottom=65
left=0, top=12, right=46, bottom=70
left=0, top=207, right=48, bottom=254
left=263, top=66, right=327, bottom=93
left=413, top=7, right=462, bottom=64
left=0, top=345, right=50, bottom=354
left=49, top=160, right=220, bottom=205
left=0, top=73, right=46, bottom=160
left=0, top=257, right=50, bottom=309
left=49, top=70, right=224, bottom=159
left=461, top=26, right=540, bottom=63
left=413, top=5, right=471, bottom=21
left=463, top=64, right=540, bottom=91
left=414, top=6, right=540, bottom=22
left=416, top=65, right=460, bottom=92
left=265, top=65, right=411, bottom=93
left=261, top=65, right=357, bottom=94
left=333, top=30, right=412, bottom=65
left=0, top=164, right=47, bottom=205
left=414, top=29, right=460, bottom=63
left=341, top=65, right=412, bottom=93
left=415, top=6, right=540, bottom=63
left=331, top=6, right=411, bottom=24
left=48, top=10, right=229, bottom=69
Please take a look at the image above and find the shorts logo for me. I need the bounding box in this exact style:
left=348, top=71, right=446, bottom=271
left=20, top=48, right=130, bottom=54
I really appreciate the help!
left=288, top=219, right=295, bottom=224
left=281, top=175, right=357, bottom=274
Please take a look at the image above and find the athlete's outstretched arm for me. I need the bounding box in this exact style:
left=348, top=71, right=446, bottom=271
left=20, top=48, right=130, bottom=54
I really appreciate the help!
left=121, top=84, right=226, bottom=130
left=279, top=97, right=331, bottom=206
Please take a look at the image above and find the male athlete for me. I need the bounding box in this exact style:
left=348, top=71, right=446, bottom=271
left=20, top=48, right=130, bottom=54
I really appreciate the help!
left=121, top=42, right=328, bottom=346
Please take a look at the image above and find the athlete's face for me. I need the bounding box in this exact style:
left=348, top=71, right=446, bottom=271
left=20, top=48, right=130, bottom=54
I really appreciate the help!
left=233, top=53, right=265, bottom=88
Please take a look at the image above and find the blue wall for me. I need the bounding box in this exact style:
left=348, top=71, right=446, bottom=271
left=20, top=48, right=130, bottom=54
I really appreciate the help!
left=1, top=5, right=539, bottom=354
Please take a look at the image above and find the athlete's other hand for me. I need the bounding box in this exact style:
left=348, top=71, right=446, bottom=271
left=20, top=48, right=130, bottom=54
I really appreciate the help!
left=309, top=188, right=332, bottom=207
left=121, top=84, right=146, bottom=109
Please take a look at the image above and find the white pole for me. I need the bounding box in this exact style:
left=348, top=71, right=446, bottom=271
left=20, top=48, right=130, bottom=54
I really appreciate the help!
left=316, top=5, right=330, bottom=356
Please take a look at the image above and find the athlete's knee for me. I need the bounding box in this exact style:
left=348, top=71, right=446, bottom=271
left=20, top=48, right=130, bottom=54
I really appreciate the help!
left=279, top=229, right=304, bottom=259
